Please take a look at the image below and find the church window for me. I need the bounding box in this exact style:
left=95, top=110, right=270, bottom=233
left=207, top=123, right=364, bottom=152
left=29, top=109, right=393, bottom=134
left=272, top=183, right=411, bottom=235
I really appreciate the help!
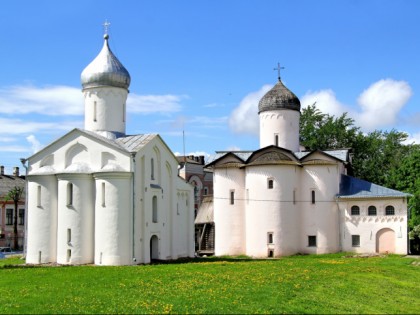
left=67, top=183, right=73, bottom=206
left=293, top=189, right=296, bottom=205
left=101, top=182, right=106, bottom=207
left=152, top=196, right=158, bottom=223
left=151, top=158, right=155, bottom=180
left=385, top=205, right=395, bottom=216
left=123, top=102, right=126, bottom=122
left=267, top=232, right=274, bottom=244
left=67, top=249, right=71, bottom=263
left=177, top=203, right=179, bottom=215
left=368, top=206, right=377, bottom=216
left=6, top=209, right=13, bottom=225
left=351, top=205, right=360, bottom=215
left=67, top=228, right=71, bottom=245
left=268, top=249, right=274, bottom=258
left=204, top=187, right=208, bottom=195
left=311, top=190, right=316, bottom=204
left=268, top=179, right=274, bottom=189
left=37, top=185, right=42, bottom=207
left=19, top=209, right=24, bottom=225
left=308, top=235, right=317, bottom=247
left=352, top=235, right=360, bottom=247
left=93, top=101, right=97, bottom=122
left=230, top=190, right=235, bottom=205
left=274, top=134, right=279, bottom=146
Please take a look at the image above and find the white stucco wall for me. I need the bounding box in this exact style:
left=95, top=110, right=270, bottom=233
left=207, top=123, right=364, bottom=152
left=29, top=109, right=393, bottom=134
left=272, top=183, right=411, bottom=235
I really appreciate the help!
left=259, top=110, right=300, bottom=151
left=245, top=164, right=300, bottom=257
left=340, top=199, right=407, bottom=254
left=84, top=87, right=128, bottom=135
left=26, top=175, right=58, bottom=264
left=214, top=166, right=246, bottom=256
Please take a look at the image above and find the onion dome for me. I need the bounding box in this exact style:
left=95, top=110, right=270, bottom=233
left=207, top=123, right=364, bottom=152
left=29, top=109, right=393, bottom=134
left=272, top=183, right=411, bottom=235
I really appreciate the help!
left=258, top=79, right=301, bottom=113
left=81, top=34, right=131, bottom=90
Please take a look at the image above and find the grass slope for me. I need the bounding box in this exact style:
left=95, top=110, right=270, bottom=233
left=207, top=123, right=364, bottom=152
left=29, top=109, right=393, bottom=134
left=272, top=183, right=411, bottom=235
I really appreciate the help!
left=0, top=254, right=419, bottom=314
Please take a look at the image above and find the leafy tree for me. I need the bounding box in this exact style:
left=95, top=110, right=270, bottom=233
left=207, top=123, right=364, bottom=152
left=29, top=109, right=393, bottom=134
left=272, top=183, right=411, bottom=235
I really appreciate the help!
left=4, top=186, right=24, bottom=250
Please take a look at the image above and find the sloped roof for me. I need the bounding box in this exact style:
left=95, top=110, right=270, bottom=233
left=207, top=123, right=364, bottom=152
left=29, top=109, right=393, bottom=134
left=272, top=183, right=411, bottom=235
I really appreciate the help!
left=337, top=174, right=411, bottom=199
left=0, top=175, right=25, bottom=200
left=195, top=196, right=214, bottom=224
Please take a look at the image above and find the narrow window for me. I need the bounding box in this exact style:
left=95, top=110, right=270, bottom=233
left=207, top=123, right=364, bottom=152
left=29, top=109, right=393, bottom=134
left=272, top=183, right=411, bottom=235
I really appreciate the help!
left=101, top=182, right=106, bottom=207
left=311, top=190, right=316, bottom=204
left=67, top=183, right=73, bottom=206
left=268, top=249, right=274, bottom=258
left=230, top=190, right=235, bottom=205
left=352, top=235, right=360, bottom=247
left=152, top=196, right=158, bottom=223
left=351, top=205, right=360, bottom=216
left=267, top=232, right=274, bottom=244
left=176, top=203, right=179, bottom=215
left=368, top=206, right=377, bottom=216
left=67, top=249, right=71, bottom=263
left=151, top=158, right=155, bottom=180
left=308, top=235, right=317, bottom=247
left=19, top=209, right=24, bottom=225
left=204, top=187, right=208, bottom=195
left=385, top=205, right=395, bottom=216
left=123, top=102, right=126, bottom=122
left=6, top=209, right=13, bottom=225
left=268, top=179, right=274, bottom=189
left=93, top=101, right=97, bottom=122
left=293, top=189, right=296, bottom=205
left=67, top=228, right=71, bottom=245
left=37, top=185, right=42, bottom=207
left=274, top=134, right=279, bottom=146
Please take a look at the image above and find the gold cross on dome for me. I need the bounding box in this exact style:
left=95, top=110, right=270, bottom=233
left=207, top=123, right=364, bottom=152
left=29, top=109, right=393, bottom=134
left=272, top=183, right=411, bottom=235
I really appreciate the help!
left=273, top=62, right=285, bottom=81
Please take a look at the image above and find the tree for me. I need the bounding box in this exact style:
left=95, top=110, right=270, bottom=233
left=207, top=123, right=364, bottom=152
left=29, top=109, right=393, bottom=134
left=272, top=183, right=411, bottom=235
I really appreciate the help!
left=4, top=186, right=24, bottom=250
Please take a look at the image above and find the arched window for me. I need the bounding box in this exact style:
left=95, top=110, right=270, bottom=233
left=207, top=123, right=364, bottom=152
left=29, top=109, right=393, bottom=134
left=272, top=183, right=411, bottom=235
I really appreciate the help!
left=385, top=205, right=395, bottom=216
left=311, top=190, right=316, bottom=204
left=267, top=179, right=274, bottom=189
left=151, top=158, right=155, bottom=180
left=368, top=206, right=377, bottom=216
left=351, top=205, right=360, bottom=215
left=152, top=196, right=158, bottom=223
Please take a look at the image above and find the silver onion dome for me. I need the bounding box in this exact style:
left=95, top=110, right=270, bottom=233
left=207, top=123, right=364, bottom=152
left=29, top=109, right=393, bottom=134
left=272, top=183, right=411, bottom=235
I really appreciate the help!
left=258, top=79, right=301, bottom=113
left=81, top=34, right=131, bottom=90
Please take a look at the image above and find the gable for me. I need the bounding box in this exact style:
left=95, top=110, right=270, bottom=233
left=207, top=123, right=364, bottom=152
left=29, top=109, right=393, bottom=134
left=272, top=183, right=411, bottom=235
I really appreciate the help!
left=28, top=129, right=131, bottom=175
left=246, top=146, right=299, bottom=166
left=300, top=150, right=343, bottom=165
left=207, top=152, right=246, bottom=169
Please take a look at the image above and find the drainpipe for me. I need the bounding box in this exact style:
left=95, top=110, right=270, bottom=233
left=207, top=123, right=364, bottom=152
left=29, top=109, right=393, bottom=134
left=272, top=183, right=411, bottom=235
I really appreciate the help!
left=131, top=152, right=137, bottom=263
left=20, top=158, right=28, bottom=259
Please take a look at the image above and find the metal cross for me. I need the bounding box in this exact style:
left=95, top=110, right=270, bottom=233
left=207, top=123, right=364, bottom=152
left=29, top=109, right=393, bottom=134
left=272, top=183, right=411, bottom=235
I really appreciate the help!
left=273, top=63, right=285, bottom=81
left=103, top=20, right=111, bottom=35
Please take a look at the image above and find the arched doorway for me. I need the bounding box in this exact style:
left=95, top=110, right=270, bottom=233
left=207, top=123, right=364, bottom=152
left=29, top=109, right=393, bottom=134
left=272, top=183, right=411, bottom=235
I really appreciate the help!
left=150, top=235, right=159, bottom=261
left=376, top=228, right=395, bottom=253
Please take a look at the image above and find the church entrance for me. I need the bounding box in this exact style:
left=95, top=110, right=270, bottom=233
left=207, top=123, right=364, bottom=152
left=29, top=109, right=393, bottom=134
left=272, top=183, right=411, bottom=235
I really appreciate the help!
left=150, top=235, right=159, bottom=261
left=376, top=228, right=395, bottom=253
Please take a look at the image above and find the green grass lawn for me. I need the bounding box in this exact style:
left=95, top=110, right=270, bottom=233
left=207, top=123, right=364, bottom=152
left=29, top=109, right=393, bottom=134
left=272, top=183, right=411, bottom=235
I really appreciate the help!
left=0, top=254, right=419, bottom=314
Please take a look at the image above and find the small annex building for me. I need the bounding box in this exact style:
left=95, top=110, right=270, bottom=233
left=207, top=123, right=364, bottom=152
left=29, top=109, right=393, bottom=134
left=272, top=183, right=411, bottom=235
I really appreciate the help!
left=206, top=77, right=410, bottom=258
left=25, top=34, right=194, bottom=265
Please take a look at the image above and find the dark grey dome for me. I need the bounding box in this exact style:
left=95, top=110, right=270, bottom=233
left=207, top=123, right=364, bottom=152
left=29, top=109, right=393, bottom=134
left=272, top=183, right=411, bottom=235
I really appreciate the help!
left=258, top=80, right=301, bottom=113
left=81, top=35, right=131, bottom=90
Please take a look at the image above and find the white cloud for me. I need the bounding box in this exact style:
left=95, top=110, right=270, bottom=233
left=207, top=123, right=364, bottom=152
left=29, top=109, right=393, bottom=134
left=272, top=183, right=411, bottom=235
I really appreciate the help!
left=226, top=145, right=241, bottom=151
left=127, top=94, right=186, bottom=114
left=229, top=84, right=272, bottom=135
left=356, top=79, right=413, bottom=130
left=26, top=135, right=43, bottom=153
left=301, top=89, right=348, bottom=117
left=0, top=85, right=83, bottom=115
left=1, top=145, right=29, bottom=153
left=0, top=118, right=79, bottom=135
left=404, top=131, right=420, bottom=145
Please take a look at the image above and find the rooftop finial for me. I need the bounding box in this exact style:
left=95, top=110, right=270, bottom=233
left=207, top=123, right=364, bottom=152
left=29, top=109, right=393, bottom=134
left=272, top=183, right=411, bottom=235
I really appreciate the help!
left=103, top=20, right=111, bottom=39
left=273, top=62, right=285, bottom=81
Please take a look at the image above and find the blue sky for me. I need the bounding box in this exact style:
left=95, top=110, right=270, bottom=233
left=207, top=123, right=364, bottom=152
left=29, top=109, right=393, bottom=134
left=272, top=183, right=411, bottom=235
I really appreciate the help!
left=1, top=0, right=419, bottom=173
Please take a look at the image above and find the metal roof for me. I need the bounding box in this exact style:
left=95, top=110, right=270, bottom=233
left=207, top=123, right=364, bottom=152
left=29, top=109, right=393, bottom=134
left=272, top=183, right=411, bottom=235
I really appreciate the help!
left=337, top=174, right=410, bottom=199
left=195, top=196, right=214, bottom=224
left=81, top=34, right=131, bottom=90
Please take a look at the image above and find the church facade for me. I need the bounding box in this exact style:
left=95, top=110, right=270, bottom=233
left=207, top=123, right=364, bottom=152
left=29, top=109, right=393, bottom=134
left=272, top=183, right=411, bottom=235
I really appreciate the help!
left=25, top=34, right=194, bottom=265
left=207, top=78, right=409, bottom=258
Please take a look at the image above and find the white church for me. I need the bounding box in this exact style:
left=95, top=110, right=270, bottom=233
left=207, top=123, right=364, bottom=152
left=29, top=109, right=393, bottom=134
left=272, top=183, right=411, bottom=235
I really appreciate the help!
left=206, top=76, right=410, bottom=258
left=25, top=33, right=195, bottom=265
